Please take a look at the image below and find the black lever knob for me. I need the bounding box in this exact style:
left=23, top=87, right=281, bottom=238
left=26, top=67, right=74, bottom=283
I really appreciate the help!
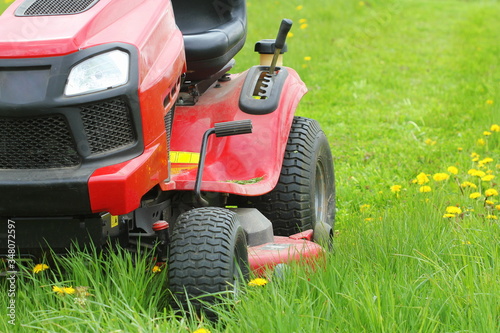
left=214, top=120, right=253, bottom=137
left=275, top=19, right=293, bottom=50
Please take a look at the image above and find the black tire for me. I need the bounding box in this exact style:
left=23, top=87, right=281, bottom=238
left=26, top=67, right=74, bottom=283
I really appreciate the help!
left=167, top=207, right=249, bottom=312
left=254, top=117, right=335, bottom=238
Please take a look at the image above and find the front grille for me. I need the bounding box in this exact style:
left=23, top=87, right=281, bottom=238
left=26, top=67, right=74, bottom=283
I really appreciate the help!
left=80, top=98, right=136, bottom=155
left=0, top=115, right=80, bottom=169
left=19, top=0, right=99, bottom=16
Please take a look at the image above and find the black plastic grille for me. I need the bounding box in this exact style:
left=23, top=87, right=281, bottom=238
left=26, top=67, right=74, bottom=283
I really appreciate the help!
left=22, top=0, right=99, bottom=16
left=0, top=115, right=80, bottom=169
left=81, top=98, right=136, bottom=155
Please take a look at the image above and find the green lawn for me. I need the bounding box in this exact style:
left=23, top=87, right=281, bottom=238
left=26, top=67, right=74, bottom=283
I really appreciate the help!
left=1, top=0, right=499, bottom=332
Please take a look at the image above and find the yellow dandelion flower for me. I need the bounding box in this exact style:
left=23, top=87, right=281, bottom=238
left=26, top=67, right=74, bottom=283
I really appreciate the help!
left=53, top=286, right=75, bottom=295
left=477, top=138, right=486, bottom=146
left=485, top=188, right=499, bottom=197
left=33, top=264, right=49, bottom=274
left=52, top=286, right=64, bottom=295
left=287, top=32, right=294, bottom=38
left=486, top=215, right=498, bottom=220
left=63, top=287, right=75, bottom=295
left=471, top=152, right=480, bottom=159
left=248, top=278, right=268, bottom=286
left=364, top=217, right=374, bottom=222
left=443, top=213, right=456, bottom=218
left=299, top=18, right=307, bottom=24
left=469, top=192, right=481, bottom=199
left=424, top=138, right=436, bottom=146
left=296, top=5, right=303, bottom=10
left=495, top=205, right=500, bottom=210
left=390, top=185, right=402, bottom=193
left=447, top=166, right=459, bottom=175
left=419, top=186, right=432, bottom=193
left=193, top=329, right=211, bottom=333
left=446, top=206, right=462, bottom=215
left=469, top=169, right=486, bottom=178
left=483, top=131, right=492, bottom=136
left=304, top=56, right=312, bottom=61
left=479, top=157, right=494, bottom=165
left=416, top=172, right=430, bottom=185
left=461, top=181, right=478, bottom=189
left=360, top=204, right=370, bottom=212
left=490, top=124, right=500, bottom=132
left=486, top=200, right=495, bottom=206
left=152, top=265, right=162, bottom=273
left=482, top=175, right=495, bottom=182
left=64, top=287, right=75, bottom=294
left=458, top=147, right=463, bottom=152
left=486, top=99, right=494, bottom=105
left=300, top=23, right=308, bottom=29
left=433, top=173, right=450, bottom=181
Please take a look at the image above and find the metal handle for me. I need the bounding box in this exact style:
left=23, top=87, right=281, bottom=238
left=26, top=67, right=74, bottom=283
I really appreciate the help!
left=194, top=120, right=253, bottom=206
left=214, top=120, right=253, bottom=137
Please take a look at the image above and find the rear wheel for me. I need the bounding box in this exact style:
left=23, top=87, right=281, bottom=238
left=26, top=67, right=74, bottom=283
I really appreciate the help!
left=167, top=207, right=249, bottom=312
left=254, top=117, right=335, bottom=241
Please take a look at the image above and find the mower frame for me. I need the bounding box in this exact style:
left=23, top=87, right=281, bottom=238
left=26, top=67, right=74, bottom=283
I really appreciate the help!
left=0, top=0, right=335, bottom=309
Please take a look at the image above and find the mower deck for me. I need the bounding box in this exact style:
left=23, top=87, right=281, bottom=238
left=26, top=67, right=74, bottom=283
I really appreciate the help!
left=248, top=233, right=324, bottom=276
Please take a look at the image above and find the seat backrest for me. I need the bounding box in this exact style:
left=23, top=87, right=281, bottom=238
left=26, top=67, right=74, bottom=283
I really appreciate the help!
left=172, top=0, right=246, bottom=35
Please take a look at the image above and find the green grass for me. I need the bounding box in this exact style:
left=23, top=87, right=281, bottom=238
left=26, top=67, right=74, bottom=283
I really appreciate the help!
left=1, top=0, right=500, bottom=332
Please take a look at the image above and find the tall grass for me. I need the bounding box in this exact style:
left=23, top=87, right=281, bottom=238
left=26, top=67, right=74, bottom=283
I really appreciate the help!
left=1, top=0, right=500, bottom=332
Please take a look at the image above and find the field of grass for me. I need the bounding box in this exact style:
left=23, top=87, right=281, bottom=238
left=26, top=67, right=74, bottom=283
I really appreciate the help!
left=1, top=0, right=500, bottom=332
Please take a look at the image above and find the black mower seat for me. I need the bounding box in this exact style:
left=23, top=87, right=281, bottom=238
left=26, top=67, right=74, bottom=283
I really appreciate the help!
left=171, top=0, right=247, bottom=81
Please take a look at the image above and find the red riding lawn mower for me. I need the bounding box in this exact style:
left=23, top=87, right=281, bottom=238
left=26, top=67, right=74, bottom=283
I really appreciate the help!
left=0, top=0, right=335, bottom=307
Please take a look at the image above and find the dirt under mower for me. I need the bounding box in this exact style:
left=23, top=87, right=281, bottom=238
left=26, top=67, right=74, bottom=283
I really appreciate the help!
left=0, top=0, right=335, bottom=308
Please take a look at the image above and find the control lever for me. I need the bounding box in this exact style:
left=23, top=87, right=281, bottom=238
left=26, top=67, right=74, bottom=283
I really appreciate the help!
left=194, top=120, right=253, bottom=206
left=268, top=19, right=293, bottom=75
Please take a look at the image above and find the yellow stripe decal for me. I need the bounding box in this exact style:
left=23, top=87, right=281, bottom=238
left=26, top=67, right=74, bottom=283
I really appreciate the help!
left=170, top=151, right=200, bottom=164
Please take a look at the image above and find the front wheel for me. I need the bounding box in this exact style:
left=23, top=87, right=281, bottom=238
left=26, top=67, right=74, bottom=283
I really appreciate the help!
left=167, top=207, right=249, bottom=312
left=254, top=117, right=335, bottom=242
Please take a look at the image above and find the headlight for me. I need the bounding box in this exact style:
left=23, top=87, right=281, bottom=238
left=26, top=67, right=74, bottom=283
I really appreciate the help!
left=65, top=50, right=130, bottom=96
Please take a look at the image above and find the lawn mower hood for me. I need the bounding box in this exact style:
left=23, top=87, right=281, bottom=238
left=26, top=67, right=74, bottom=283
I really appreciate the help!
left=0, top=0, right=185, bottom=217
